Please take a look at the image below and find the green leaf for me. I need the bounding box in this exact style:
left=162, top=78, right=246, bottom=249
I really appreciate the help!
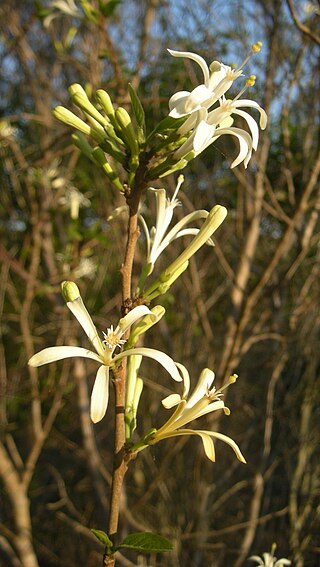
left=116, top=532, right=173, bottom=553
left=128, top=83, right=146, bottom=145
left=91, top=529, right=113, bottom=551
left=128, top=84, right=145, bottom=129
left=147, top=115, right=187, bottom=143
left=99, top=0, right=121, bottom=17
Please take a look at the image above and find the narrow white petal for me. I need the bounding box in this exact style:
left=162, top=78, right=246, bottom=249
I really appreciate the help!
left=168, top=49, right=210, bottom=86
left=169, top=97, right=192, bottom=118
left=162, top=393, right=182, bottom=408
left=186, top=368, right=215, bottom=408
left=201, top=430, right=246, bottom=463
left=138, top=214, right=151, bottom=258
left=90, top=365, right=109, bottom=423
left=207, top=107, right=231, bottom=126
left=148, top=189, right=174, bottom=261
left=189, top=399, right=225, bottom=419
left=67, top=296, right=105, bottom=357
left=212, top=126, right=252, bottom=168
left=233, top=99, right=267, bottom=129
left=174, top=133, right=196, bottom=159
left=159, top=210, right=209, bottom=253
left=178, top=112, right=198, bottom=135
left=28, top=346, right=102, bottom=367
left=193, top=121, right=216, bottom=152
left=196, top=431, right=216, bottom=461
left=169, top=90, right=191, bottom=111
left=116, top=305, right=155, bottom=336
left=175, top=362, right=190, bottom=397
left=185, top=85, right=215, bottom=113
left=248, top=557, right=264, bottom=565
left=152, top=188, right=167, bottom=239
left=114, top=347, right=182, bottom=382
left=156, top=428, right=216, bottom=461
left=232, top=108, right=259, bottom=150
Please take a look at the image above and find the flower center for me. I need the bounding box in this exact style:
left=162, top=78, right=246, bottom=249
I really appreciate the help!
left=102, top=326, right=126, bottom=350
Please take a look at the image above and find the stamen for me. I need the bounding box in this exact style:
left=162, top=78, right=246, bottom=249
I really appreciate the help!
left=233, top=75, right=256, bottom=102
left=172, top=174, right=184, bottom=201
left=215, top=374, right=238, bottom=396
left=236, top=41, right=263, bottom=72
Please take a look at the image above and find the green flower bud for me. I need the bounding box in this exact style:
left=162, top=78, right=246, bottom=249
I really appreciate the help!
left=115, top=107, right=139, bottom=155
left=61, top=281, right=80, bottom=303
left=53, top=106, right=105, bottom=144
left=70, top=90, right=110, bottom=128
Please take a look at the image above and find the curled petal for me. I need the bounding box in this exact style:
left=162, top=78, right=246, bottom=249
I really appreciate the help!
left=114, top=347, right=182, bottom=382
left=232, top=108, right=259, bottom=150
left=155, top=428, right=216, bottom=461
left=28, top=345, right=102, bottom=367
left=90, top=365, right=110, bottom=423
left=169, top=93, right=192, bottom=118
left=116, top=305, right=155, bottom=335
left=201, top=430, right=247, bottom=463
left=195, top=431, right=216, bottom=461
left=168, top=49, right=210, bottom=86
left=234, top=99, right=267, bottom=129
left=169, top=87, right=216, bottom=118
left=169, top=90, right=191, bottom=111
left=212, top=126, right=252, bottom=168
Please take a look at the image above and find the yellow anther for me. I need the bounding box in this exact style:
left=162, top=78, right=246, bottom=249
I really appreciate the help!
left=246, top=75, right=256, bottom=87
left=252, top=41, right=262, bottom=53
left=229, top=373, right=238, bottom=384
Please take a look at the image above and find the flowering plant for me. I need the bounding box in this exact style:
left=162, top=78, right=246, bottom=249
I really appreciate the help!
left=28, top=43, right=267, bottom=565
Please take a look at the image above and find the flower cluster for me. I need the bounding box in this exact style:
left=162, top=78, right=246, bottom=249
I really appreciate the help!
left=168, top=44, right=267, bottom=167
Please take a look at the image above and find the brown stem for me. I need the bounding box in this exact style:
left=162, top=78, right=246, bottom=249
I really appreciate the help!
left=106, top=181, right=146, bottom=566
left=121, top=209, right=140, bottom=306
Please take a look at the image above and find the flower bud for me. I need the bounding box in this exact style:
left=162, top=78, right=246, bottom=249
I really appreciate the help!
left=61, top=281, right=80, bottom=303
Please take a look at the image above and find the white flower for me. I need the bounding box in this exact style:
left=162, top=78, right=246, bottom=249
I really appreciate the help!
left=207, top=95, right=267, bottom=150
left=168, top=49, right=243, bottom=118
left=142, top=204, right=227, bottom=301
left=249, top=544, right=291, bottom=566
left=44, top=0, right=81, bottom=27
left=58, top=186, right=91, bottom=219
left=139, top=366, right=246, bottom=463
left=174, top=85, right=267, bottom=168
left=139, top=175, right=214, bottom=273
left=28, top=283, right=182, bottom=423
left=168, top=45, right=267, bottom=168
left=0, top=120, right=17, bottom=142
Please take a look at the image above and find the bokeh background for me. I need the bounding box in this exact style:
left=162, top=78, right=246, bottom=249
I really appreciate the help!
left=0, top=1, right=319, bottom=566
